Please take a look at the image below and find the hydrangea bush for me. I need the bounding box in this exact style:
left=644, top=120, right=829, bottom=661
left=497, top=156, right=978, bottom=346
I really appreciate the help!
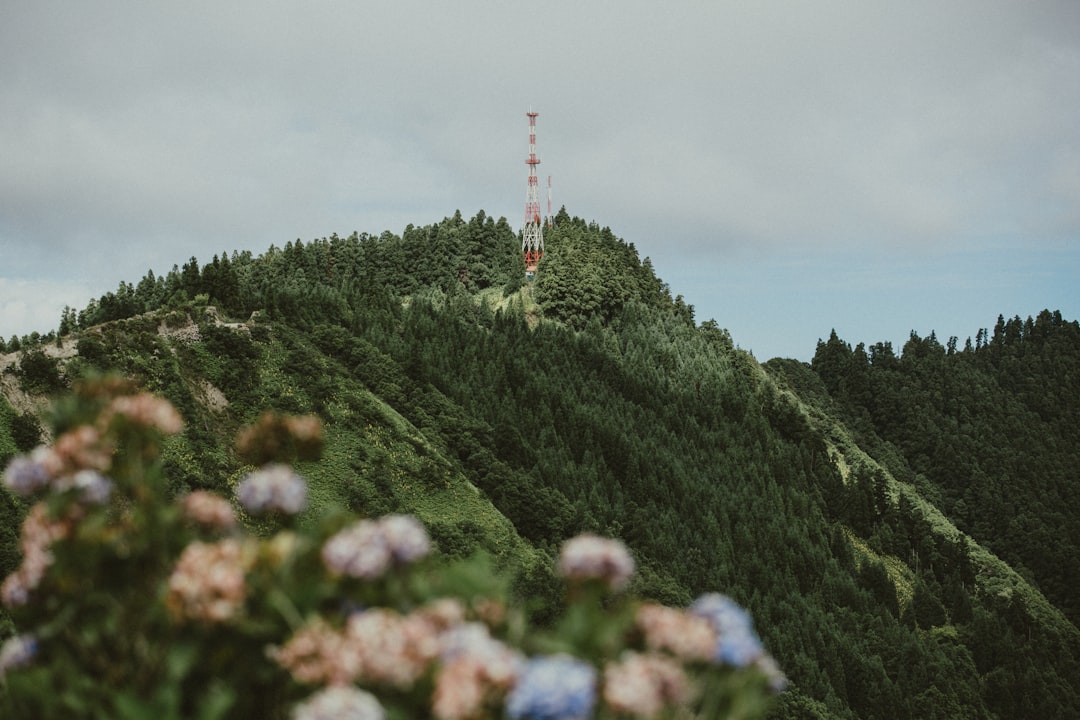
left=0, top=378, right=784, bottom=719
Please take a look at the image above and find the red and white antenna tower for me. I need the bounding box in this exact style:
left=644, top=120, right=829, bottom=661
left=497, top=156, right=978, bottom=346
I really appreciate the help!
left=522, top=110, right=543, bottom=278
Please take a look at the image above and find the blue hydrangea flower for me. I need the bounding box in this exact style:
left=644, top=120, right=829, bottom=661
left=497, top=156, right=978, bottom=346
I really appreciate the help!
left=0, top=634, right=38, bottom=679
left=506, top=655, right=597, bottom=720
left=2, top=450, right=54, bottom=496
left=689, top=593, right=765, bottom=667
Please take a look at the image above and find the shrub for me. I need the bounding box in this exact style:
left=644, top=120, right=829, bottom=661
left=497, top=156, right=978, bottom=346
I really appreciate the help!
left=15, top=349, right=65, bottom=395
left=0, top=378, right=784, bottom=718
left=9, top=414, right=41, bottom=453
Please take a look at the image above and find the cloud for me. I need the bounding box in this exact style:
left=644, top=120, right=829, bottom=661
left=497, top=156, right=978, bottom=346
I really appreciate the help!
left=0, top=278, right=98, bottom=339
left=1, top=2, right=1077, bottom=355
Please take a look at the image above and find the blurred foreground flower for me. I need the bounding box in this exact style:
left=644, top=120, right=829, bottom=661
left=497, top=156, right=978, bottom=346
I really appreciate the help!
left=506, top=654, right=597, bottom=720
left=1, top=503, right=73, bottom=607
left=237, top=411, right=324, bottom=466
left=106, top=392, right=184, bottom=434
left=558, top=533, right=635, bottom=591
left=322, top=514, right=431, bottom=579
left=53, top=469, right=113, bottom=504
left=434, top=623, right=524, bottom=720
left=167, top=538, right=252, bottom=622
left=2, top=446, right=57, bottom=496
left=690, top=593, right=765, bottom=667
left=236, top=463, right=308, bottom=515
left=53, top=425, right=112, bottom=473
left=0, top=634, right=37, bottom=680
left=181, top=489, right=237, bottom=531
left=291, top=685, right=384, bottom=720
left=603, top=651, right=688, bottom=718
left=636, top=602, right=716, bottom=661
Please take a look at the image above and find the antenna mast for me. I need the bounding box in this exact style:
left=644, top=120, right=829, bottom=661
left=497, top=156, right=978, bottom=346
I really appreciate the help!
left=547, top=175, right=553, bottom=223
left=522, top=110, right=543, bottom=279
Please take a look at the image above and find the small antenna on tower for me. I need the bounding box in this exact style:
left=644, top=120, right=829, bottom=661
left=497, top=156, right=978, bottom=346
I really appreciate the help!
left=547, top=175, right=552, bottom=224
left=522, top=110, right=544, bottom=280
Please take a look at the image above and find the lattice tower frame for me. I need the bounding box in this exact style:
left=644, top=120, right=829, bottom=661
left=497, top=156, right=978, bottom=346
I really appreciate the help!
left=522, top=111, right=543, bottom=277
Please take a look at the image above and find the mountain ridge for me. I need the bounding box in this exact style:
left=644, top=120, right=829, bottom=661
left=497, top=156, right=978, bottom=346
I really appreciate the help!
left=2, top=210, right=1078, bottom=718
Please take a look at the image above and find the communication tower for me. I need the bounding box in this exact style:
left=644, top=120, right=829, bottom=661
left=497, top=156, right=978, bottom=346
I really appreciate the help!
left=522, top=110, right=543, bottom=279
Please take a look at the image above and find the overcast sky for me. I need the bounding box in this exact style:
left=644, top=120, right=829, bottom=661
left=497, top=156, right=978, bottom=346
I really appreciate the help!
left=2, top=2, right=1078, bottom=360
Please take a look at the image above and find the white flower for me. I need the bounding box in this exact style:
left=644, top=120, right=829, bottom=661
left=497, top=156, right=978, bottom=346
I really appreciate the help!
left=236, top=463, right=307, bottom=515
left=558, top=534, right=635, bottom=590
left=291, top=686, right=384, bottom=720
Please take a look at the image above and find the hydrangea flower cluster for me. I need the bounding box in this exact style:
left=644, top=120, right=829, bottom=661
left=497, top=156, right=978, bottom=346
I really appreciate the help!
left=602, top=651, right=688, bottom=718
left=291, top=685, right=384, bottom=720
left=506, top=655, right=598, bottom=720
left=106, top=392, right=184, bottom=435
left=180, top=489, right=238, bottom=531
left=53, top=469, right=113, bottom=504
left=166, top=538, right=252, bottom=622
left=635, top=602, right=716, bottom=661
left=272, top=604, right=459, bottom=690
left=1, top=503, right=73, bottom=607
left=2, top=446, right=57, bottom=495
left=321, top=514, right=431, bottom=578
left=434, top=623, right=525, bottom=720
left=3, top=439, right=114, bottom=501
left=0, top=634, right=38, bottom=680
left=346, top=608, right=443, bottom=687
left=51, top=425, right=112, bottom=474
left=689, top=592, right=765, bottom=667
left=684, top=593, right=789, bottom=690
left=236, top=412, right=324, bottom=466
left=557, top=533, right=636, bottom=591
left=236, top=463, right=308, bottom=515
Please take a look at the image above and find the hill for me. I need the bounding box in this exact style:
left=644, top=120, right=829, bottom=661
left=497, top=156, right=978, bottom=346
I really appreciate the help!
left=2, top=210, right=1078, bottom=718
left=801, top=319, right=1080, bottom=628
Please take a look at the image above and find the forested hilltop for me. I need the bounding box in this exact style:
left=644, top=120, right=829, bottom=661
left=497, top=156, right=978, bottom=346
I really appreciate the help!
left=2, top=209, right=1078, bottom=718
left=801, top=316, right=1080, bottom=627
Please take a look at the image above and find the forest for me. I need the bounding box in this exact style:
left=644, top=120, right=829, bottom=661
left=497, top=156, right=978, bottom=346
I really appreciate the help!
left=1, top=209, right=1078, bottom=719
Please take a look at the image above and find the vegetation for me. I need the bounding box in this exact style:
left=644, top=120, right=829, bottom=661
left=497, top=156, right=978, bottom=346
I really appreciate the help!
left=1, top=209, right=1077, bottom=718
left=0, top=379, right=781, bottom=718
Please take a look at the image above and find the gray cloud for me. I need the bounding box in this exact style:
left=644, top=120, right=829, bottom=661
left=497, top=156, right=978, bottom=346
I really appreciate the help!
left=2, top=2, right=1078, bottom=353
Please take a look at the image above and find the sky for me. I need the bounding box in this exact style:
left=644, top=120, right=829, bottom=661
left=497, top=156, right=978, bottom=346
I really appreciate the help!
left=2, top=2, right=1078, bottom=361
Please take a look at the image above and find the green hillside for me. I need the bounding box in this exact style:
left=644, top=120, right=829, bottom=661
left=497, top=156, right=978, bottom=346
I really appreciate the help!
left=2, top=210, right=1078, bottom=718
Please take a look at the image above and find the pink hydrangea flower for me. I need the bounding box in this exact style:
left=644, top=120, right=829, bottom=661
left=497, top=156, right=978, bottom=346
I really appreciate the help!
left=53, top=425, right=112, bottom=473
left=344, top=608, right=441, bottom=688
left=636, top=602, right=716, bottom=661
left=602, top=651, right=688, bottom=718
left=270, top=619, right=358, bottom=686
left=1, top=503, right=71, bottom=607
left=166, top=539, right=250, bottom=622
left=181, top=490, right=237, bottom=531
left=108, top=393, right=184, bottom=435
